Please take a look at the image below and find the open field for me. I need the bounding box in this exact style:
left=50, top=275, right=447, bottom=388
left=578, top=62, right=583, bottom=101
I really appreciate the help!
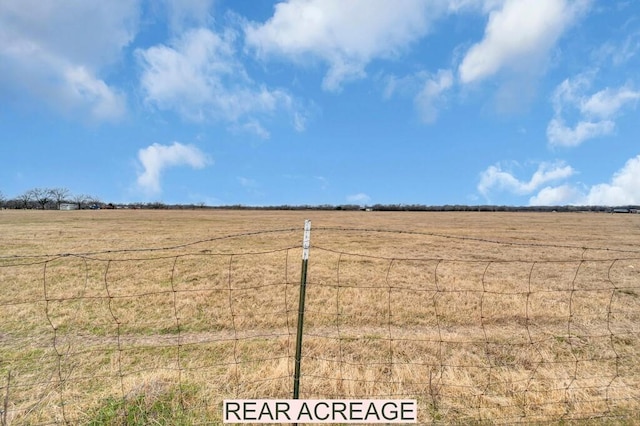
left=1, top=209, right=640, bottom=424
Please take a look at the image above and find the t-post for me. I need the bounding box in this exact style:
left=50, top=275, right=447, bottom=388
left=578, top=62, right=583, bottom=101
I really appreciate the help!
left=293, top=219, right=311, bottom=401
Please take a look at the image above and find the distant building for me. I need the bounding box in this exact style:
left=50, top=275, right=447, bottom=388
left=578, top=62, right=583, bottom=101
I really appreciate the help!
left=59, top=203, right=79, bottom=211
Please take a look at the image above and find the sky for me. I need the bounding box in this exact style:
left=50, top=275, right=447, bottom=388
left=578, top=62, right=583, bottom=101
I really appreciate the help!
left=1, top=0, right=639, bottom=207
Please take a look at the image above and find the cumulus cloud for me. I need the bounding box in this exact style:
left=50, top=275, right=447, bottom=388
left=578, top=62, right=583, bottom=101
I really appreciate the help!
left=547, top=74, right=640, bottom=147
left=528, top=184, right=584, bottom=206
left=64, top=66, right=127, bottom=121
left=478, top=161, right=575, bottom=197
left=479, top=155, right=640, bottom=206
left=546, top=118, right=615, bottom=148
left=530, top=156, right=640, bottom=206
left=137, top=28, right=241, bottom=117
left=136, top=142, right=211, bottom=194
left=458, top=0, right=588, bottom=84
left=137, top=28, right=305, bottom=136
left=583, top=155, right=640, bottom=205
left=244, top=0, right=441, bottom=91
left=0, top=0, right=137, bottom=121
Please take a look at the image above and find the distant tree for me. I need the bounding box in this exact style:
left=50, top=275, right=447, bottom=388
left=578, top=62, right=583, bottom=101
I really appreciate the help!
left=146, top=201, right=166, bottom=209
left=49, top=187, right=70, bottom=209
left=17, top=191, right=34, bottom=209
left=0, top=190, right=5, bottom=208
left=29, top=188, right=53, bottom=209
left=72, top=193, right=89, bottom=209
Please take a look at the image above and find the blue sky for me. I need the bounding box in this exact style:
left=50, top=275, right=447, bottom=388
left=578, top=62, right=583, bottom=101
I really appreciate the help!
left=1, top=0, right=639, bottom=207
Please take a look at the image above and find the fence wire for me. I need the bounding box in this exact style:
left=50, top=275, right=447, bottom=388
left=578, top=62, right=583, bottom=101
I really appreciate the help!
left=0, top=226, right=639, bottom=424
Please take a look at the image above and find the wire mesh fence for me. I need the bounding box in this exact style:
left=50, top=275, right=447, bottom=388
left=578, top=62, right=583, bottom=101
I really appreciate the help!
left=1, top=222, right=639, bottom=424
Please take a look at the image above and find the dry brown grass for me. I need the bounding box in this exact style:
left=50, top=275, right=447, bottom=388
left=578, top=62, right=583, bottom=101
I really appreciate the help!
left=1, top=209, right=640, bottom=424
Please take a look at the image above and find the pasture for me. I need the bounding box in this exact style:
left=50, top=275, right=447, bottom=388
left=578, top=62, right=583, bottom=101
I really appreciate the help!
left=1, top=209, right=639, bottom=424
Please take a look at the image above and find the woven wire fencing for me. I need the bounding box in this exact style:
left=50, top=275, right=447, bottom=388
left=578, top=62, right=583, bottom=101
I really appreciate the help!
left=1, top=224, right=639, bottom=424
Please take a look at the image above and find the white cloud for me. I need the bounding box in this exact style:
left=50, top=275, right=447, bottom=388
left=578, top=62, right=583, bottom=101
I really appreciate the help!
left=414, top=69, right=454, bottom=123
left=532, top=155, right=640, bottom=206
left=0, top=0, right=137, bottom=121
left=239, top=120, right=271, bottom=139
left=595, top=30, right=640, bottom=66
left=292, top=111, right=307, bottom=132
left=550, top=73, right=591, bottom=114
left=137, top=142, right=211, bottom=194
left=164, top=0, right=214, bottom=33
left=137, top=28, right=305, bottom=136
left=478, top=161, right=575, bottom=197
left=547, top=74, right=640, bottom=147
left=480, top=156, right=640, bottom=206
left=584, top=155, right=640, bottom=205
left=581, top=86, right=640, bottom=118
left=528, top=185, right=584, bottom=206
left=384, top=69, right=453, bottom=123
left=244, top=0, right=441, bottom=91
left=64, top=66, right=127, bottom=121
left=137, top=28, right=239, bottom=117
left=347, top=193, right=371, bottom=204
left=546, top=118, right=615, bottom=148
left=459, top=0, right=588, bottom=84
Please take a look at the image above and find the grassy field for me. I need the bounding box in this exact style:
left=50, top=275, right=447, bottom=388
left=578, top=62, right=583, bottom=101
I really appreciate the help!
left=1, top=209, right=639, bottom=424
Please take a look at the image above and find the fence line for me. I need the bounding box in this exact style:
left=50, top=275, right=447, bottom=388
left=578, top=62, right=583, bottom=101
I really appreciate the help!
left=297, top=235, right=640, bottom=423
left=1, top=225, right=639, bottom=424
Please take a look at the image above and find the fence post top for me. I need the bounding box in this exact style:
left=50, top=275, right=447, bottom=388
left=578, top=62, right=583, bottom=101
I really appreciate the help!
left=302, top=220, right=311, bottom=261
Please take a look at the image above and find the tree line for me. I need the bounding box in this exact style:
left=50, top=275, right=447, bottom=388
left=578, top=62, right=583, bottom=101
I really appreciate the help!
left=0, top=188, right=102, bottom=210
left=0, top=188, right=637, bottom=213
left=213, top=204, right=639, bottom=213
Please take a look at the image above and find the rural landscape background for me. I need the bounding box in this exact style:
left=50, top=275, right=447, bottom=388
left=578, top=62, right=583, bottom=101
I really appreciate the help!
left=3, top=2, right=639, bottom=423
left=1, top=208, right=639, bottom=424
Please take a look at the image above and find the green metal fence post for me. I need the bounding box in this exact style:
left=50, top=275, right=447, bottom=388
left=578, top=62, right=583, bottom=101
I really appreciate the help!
left=293, top=219, right=311, bottom=400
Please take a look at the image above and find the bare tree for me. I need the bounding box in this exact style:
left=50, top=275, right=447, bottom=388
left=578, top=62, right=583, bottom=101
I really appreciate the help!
left=29, top=188, right=52, bottom=210
left=0, top=190, right=5, bottom=208
left=72, top=193, right=90, bottom=210
left=17, top=191, right=33, bottom=209
left=49, top=187, right=70, bottom=209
